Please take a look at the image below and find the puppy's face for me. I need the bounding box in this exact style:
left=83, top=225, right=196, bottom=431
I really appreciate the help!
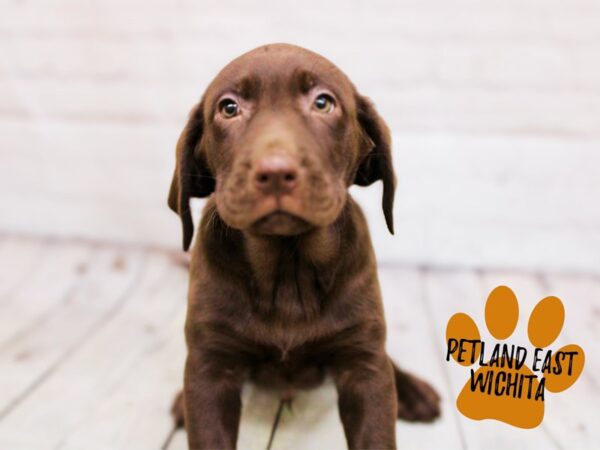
left=169, top=44, right=395, bottom=250
left=202, top=46, right=362, bottom=235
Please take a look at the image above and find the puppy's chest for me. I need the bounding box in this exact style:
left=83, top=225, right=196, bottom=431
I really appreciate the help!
left=238, top=300, right=355, bottom=365
left=246, top=291, right=339, bottom=355
left=249, top=260, right=336, bottom=324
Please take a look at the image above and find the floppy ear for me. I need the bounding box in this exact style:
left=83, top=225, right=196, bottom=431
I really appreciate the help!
left=168, top=102, right=215, bottom=251
left=353, top=95, right=396, bottom=234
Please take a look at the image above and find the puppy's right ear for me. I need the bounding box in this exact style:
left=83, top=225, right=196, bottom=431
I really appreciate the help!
left=168, top=102, right=215, bottom=251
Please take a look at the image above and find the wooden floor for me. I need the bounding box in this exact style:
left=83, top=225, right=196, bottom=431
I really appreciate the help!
left=0, top=234, right=597, bottom=450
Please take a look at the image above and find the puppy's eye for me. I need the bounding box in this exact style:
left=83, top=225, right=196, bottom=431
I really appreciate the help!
left=218, top=99, right=239, bottom=118
left=312, top=94, right=335, bottom=113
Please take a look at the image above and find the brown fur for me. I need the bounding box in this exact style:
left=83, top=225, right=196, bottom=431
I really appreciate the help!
left=168, top=44, right=440, bottom=449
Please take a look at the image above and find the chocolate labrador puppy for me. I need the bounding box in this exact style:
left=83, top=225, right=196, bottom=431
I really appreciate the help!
left=168, top=43, right=440, bottom=449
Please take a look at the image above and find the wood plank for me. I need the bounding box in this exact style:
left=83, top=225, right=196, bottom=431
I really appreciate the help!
left=0, top=237, right=596, bottom=448
left=235, top=385, right=289, bottom=450
left=17, top=250, right=185, bottom=449
left=166, top=429, right=188, bottom=450
left=267, top=379, right=345, bottom=450
left=0, top=239, right=92, bottom=344
left=381, top=267, right=465, bottom=450
left=231, top=379, right=344, bottom=448
left=0, top=245, right=145, bottom=442
left=0, top=235, right=47, bottom=301
left=423, top=269, right=559, bottom=449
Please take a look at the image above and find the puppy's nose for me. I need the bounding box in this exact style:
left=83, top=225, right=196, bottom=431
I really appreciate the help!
left=254, top=156, right=299, bottom=195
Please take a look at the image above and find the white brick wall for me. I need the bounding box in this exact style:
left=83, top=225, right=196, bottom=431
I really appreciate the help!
left=1, top=0, right=599, bottom=272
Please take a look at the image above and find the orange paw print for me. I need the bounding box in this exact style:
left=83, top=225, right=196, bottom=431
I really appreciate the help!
left=445, top=286, right=585, bottom=429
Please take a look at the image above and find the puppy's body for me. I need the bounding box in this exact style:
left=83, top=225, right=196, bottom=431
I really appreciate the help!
left=190, top=197, right=379, bottom=388
left=169, top=44, right=439, bottom=449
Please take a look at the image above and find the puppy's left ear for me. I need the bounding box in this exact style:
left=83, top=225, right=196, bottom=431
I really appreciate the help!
left=353, top=95, right=396, bottom=234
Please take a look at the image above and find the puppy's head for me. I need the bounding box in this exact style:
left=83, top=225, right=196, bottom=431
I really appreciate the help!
left=169, top=44, right=395, bottom=250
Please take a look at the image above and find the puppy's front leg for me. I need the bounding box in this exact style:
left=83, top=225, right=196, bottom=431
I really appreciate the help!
left=333, top=354, right=397, bottom=450
left=184, top=351, right=242, bottom=450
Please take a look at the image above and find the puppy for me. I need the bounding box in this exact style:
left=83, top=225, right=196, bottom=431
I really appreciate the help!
left=168, top=43, right=440, bottom=449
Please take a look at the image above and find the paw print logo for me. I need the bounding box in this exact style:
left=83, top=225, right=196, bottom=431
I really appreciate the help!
left=445, top=286, right=585, bottom=429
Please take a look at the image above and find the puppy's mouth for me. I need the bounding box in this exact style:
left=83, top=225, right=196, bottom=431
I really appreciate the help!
left=250, top=211, right=312, bottom=236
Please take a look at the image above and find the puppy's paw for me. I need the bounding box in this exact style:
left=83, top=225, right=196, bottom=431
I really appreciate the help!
left=171, top=390, right=185, bottom=428
left=394, top=368, right=441, bottom=422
